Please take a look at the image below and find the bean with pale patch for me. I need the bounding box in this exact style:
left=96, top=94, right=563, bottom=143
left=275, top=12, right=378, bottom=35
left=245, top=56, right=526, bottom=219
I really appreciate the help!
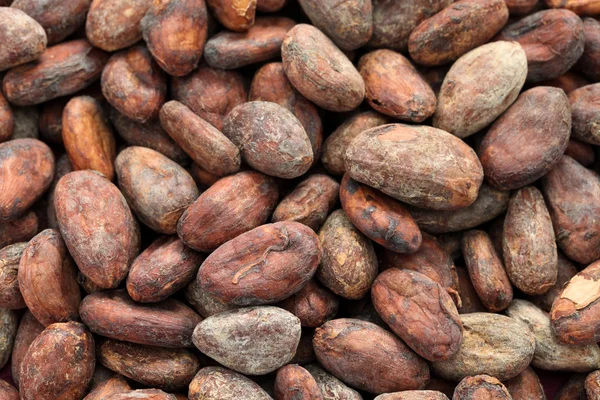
left=189, top=366, right=273, bottom=400
left=0, top=243, right=27, bottom=309
left=86, top=0, right=151, bottom=51
left=0, top=8, right=46, bottom=71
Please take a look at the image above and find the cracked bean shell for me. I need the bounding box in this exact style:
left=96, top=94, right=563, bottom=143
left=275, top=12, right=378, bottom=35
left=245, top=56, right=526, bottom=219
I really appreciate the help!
left=345, top=123, right=483, bottom=210
left=178, top=171, right=279, bottom=252
left=479, top=86, right=571, bottom=190
left=433, top=41, right=527, bottom=139
left=222, top=101, right=313, bottom=179
left=192, top=306, right=301, bottom=375
left=198, top=221, right=321, bottom=306
left=189, top=366, right=273, bottom=400
left=0, top=138, right=54, bottom=221
left=313, top=318, right=430, bottom=394
left=431, top=313, right=535, bottom=381
left=372, top=268, right=463, bottom=361
left=317, top=209, right=378, bottom=300
left=55, top=171, right=140, bottom=289
left=18, top=229, right=80, bottom=326
left=19, top=322, right=95, bottom=400
left=282, top=24, right=365, bottom=112
left=206, top=0, right=256, bottom=31
left=98, top=339, right=200, bottom=390
left=359, top=49, right=436, bottom=122
left=408, top=0, right=508, bottom=67
left=115, top=146, right=199, bottom=234
left=541, top=155, right=600, bottom=265
left=497, top=9, right=585, bottom=83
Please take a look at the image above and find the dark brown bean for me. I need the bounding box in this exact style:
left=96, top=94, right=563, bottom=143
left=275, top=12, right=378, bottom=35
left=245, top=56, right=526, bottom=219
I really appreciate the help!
left=278, top=280, right=339, bottom=327
left=0, top=211, right=38, bottom=248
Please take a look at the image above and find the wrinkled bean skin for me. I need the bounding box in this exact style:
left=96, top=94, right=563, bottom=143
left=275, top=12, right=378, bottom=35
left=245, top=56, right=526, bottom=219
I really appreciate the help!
left=189, top=367, right=273, bottom=400
left=275, top=364, right=323, bottom=400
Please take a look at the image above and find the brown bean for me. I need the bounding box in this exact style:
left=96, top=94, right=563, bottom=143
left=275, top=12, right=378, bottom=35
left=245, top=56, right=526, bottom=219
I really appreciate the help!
left=0, top=211, right=38, bottom=249
left=84, top=375, right=132, bottom=400
left=278, top=279, right=339, bottom=327
left=586, top=370, right=600, bottom=398
left=372, top=268, right=463, bottom=361
left=321, top=111, right=389, bottom=176
left=298, top=0, right=372, bottom=50
left=19, top=229, right=80, bottom=326
left=223, top=101, right=313, bottom=178
left=538, top=71, right=590, bottom=93
left=170, top=64, right=247, bottom=130
left=556, top=374, right=587, bottom=400
left=189, top=366, right=273, bottom=400
left=503, top=187, right=557, bottom=295
left=275, top=364, right=323, bottom=400
left=178, top=171, right=278, bottom=252
left=346, top=124, right=483, bottom=210
left=115, top=146, right=199, bottom=234
left=101, top=45, right=166, bottom=123
left=86, top=0, right=150, bottom=51
left=408, top=183, right=509, bottom=234
left=38, top=98, right=65, bottom=145
left=184, top=275, right=239, bottom=317
left=318, top=210, right=378, bottom=300
left=497, top=9, right=585, bottom=82
left=193, top=306, right=301, bottom=375
left=206, top=0, right=256, bottom=31
left=0, top=91, right=13, bottom=143
left=381, top=233, right=461, bottom=306
left=456, top=267, right=485, bottom=314
left=105, top=389, right=177, bottom=400
left=431, top=313, right=535, bottom=381
left=541, top=155, right=600, bottom=265
left=368, top=0, right=453, bottom=52
left=0, top=243, right=26, bottom=309
left=11, top=0, right=92, bottom=44
left=0, top=138, right=54, bottom=221
left=0, top=380, right=18, bottom=400
left=575, top=18, right=600, bottom=81
left=569, top=83, right=600, bottom=144
left=503, top=367, right=545, bottom=400
left=55, top=171, right=140, bottom=289
left=530, top=252, right=578, bottom=312
left=98, top=339, right=200, bottom=390
left=479, top=86, right=571, bottom=190
left=504, top=0, right=538, bottom=14
left=565, top=139, right=596, bottom=167
left=544, top=0, right=600, bottom=16
left=2, top=39, right=108, bottom=106
left=433, top=41, right=527, bottom=138
left=249, top=62, right=323, bottom=162
left=282, top=24, right=365, bottom=112
left=205, top=16, right=295, bottom=69
left=11, top=311, right=44, bottom=389
left=341, top=174, right=421, bottom=253
left=359, top=50, right=436, bottom=122
left=19, top=322, right=95, bottom=400
left=0, top=8, right=46, bottom=71
left=80, top=289, right=202, bottom=347
left=453, top=375, right=511, bottom=400
left=62, top=96, right=116, bottom=180
left=313, top=318, right=430, bottom=394
left=141, top=0, right=208, bottom=77
left=198, top=221, right=321, bottom=305
left=304, top=364, right=363, bottom=400
left=160, top=101, right=240, bottom=176
left=375, top=392, right=449, bottom=400
left=408, top=0, right=508, bottom=67
left=257, top=0, right=285, bottom=11
left=272, top=174, right=339, bottom=231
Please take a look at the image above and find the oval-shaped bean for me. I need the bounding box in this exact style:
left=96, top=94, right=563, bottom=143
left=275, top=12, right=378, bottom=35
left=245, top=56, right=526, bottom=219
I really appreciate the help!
left=2, top=39, right=108, bottom=106
left=453, top=375, right=511, bottom=400
left=0, top=8, right=46, bottom=70
left=19, top=322, right=95, bottom=400
left=431, top=313, right=535, bottom=381
left=569, top=83, right=600, bottom=145
left=408, top=0, right=509, bottom=67
left=84, top=375, right=131, bottom=400
left=62, top=96, right=116, bottom=180
left=115, top=146, right=199, bottom=234
left=277, top=279, right=339, bottom=328
left=275, top=364, right=323, bottom=400
left=576, top=18, right=600, bottom=81
left=479, top=86, right=571, bottom=190
left=101, top=45, right=166, bottom=123
left=223, top=101, right=313, bottom=178
left=346, top=124, right=483, bottom=210
left=11, top=311, right=44, bottom=389
left=282, top=24, right=365, bottom=112
left=55, top=171, right=140, bottom=289
left=193, top=306, right=301, bottom=375
left=372, top=269, right=463, bottom=361
left=86, top=0, right=150, bottom=51
left=304, top=364, right=363, bottom=400
left=98, top=339, right=200, bottom=390
left=314, top=318, right=430, bottom=394
left=127, top=236, right=203, bottom=303
left=0, top=243, right=27, bottom=309
left=433, top=41, right=527, bottom=139
left=199, top=221, right=321, bottom=306
left=497, top=9, right=585, bottom=82
left=0, top=138, right=54, bottom=221
left=80, top=289, right=202, bottom=347
left=504, top=367, right=545, bottom=400
left=189, top=367, right=273, bottom=400
left=206, top=0, right=256, bottom=31
left=541, top=155, right=600, bottom=264
left=178, top=171, right=279, bottom=252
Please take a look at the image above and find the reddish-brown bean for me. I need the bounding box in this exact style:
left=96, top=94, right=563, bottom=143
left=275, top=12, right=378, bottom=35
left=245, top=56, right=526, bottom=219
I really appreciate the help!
left=278, top=280, right=339, bottom=327
left=275, top=364, right=323, bottom=400
left=86, top=0, right=150, bottom=51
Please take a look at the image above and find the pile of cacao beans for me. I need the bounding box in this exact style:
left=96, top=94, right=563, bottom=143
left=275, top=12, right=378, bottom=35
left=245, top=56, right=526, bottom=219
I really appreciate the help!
left=1, top=0, right=600, bottom=398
